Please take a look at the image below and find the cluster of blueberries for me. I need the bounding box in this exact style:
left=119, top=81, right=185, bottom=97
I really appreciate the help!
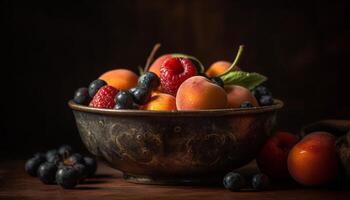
left=252, top=86, right=274, bottom=107
left=25, top=145, right=97, bottom=189
left=223, top=172, right=270, bottom=191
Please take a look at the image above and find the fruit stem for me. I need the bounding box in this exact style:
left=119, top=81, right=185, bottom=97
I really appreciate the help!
left=144, top=43, right=161, bottom=72
left=220, top=45, right=244, bottom=77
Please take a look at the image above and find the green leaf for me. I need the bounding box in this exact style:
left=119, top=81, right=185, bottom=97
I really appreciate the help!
left=138, top=66, right=145, bottom=76
left=171, top=53, right=205, bottom=73
left=220, top=71, right=267, bottom=90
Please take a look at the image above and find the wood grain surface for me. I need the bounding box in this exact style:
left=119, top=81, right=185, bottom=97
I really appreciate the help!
left=1, top=160, right=349, bottom=200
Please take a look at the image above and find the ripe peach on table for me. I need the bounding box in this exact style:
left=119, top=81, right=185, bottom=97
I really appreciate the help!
left=149, top=54, right=172, bottom=77
left=142, top=93, right=176, bottom=111
left=99, top=69, right=138, bottom=90
left=176, top=76, right=227, bottom=110
left=287, top=132, right=342, bottom=186
left=225, top=85, right=258, bottom=108
left=206, top=61, right=231, bottom=77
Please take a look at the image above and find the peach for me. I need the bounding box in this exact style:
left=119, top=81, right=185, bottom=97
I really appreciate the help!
left=288, top=132, right=342, bottom=186
left=176, top=76, right=227, bottom=110
left=206, top=61, right=231, bottom=77
left=99, top=69, right=138, bottom=90
left=225, top=85, right=258, bottom=108
left=148, top=54, right=172, bottom=77
left=142, top=93, right=176, bottom=111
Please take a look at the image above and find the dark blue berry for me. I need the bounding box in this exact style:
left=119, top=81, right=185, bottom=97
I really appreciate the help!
left=129, top=87, right=137, bottom=94
left=223, top=172, right=245, bottom=191
left=33, top=153, right=46, bottom=162
left=56, top=166, right=80, bottom=189
left=259, top=95, right=274, bottom=106
left=37, top=162, right=58, bottom=184
left=210, top=77, right=224, bottom=88
left=73, top=87, right=91, bottom=105
left=252, top=173, right=270, bottom=191
left=58, top=145, right=73, bottom=158
left=114, top=91, right=134, bottom=109
left=240, top=101, right=253, bottom=108
left=47, top=154, right=62, bottom=164
left=73, top=163, right=87, bottom=179
left=88, top=79, right=107, bottom=97
left=84, top=157, right=97, bottom=177
left=138, top=72, right=160, bottom=90
left=131, top=87, right=151, bottom=105
left=252, top=86, right=272, bottom=99
left=25, top=157, right=45, bottom=177
left=67, top=153, right=85, bottom=165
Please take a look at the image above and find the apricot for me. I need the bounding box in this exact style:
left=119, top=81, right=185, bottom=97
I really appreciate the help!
left=225, top=85, right=258, bottom=108
left=99, top=69, right=138, bottom=90
left=142, top=93, right=176, bottom=111
left=206, top=61, right=230, bottom=77
left=287, top=132, right=342, bottom=186
left=148, top=54, right=172, bottom=77
left=176, top=76, right=227, bottom=110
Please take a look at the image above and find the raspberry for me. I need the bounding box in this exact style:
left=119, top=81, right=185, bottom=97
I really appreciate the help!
left=160, top=57, right=197, bottom=96
left=89, top=85, right=118, bottom=108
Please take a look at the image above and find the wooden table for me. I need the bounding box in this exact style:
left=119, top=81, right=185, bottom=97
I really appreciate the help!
left=1, top=160, right=349, bottom=200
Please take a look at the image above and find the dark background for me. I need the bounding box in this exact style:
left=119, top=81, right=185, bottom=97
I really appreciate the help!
left=2, top=0, right=350, bottom=157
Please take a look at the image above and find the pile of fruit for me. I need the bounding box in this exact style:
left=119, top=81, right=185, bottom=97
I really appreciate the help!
left=25, top=145, right=97, bottom=189
left=73, top=45, right=274, bottom=110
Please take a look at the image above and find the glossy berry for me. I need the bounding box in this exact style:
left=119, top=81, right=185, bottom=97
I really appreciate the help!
left=115, top=91, right=134, bottom=109
left=252, top=86, right=272, bottom=99
left=223, top=172, right=245, bottom=191
left=67, top=153, right=85, bottom=165
left=259, top=95, right=273, bottom=106
left=138, top=72, right=160, bottom=90
left=73, top=87, right=90, bottom=105
left=129, top=87, right=137, bottom=94
left=25, top=157, right=45, bottom=177
left=58, top=145, right=73, bottom=158
left=37, top=162, right=58, bottom=184
left=210, top=77, right=224, bottom=88
left=252, top=173, right=270, bottom=191
left=160, top=57, right=197, bottom=96
left=240, top=101, right=253, bottom=108
left=88, top=79, right=107, bottom=97
left=84, top=157, right=97, bottom=177
left=46, top=149, right=59, bottom=161
left=131, top=87, right=151, bottom=105
left=56, top=166, right=80, bottom=189
left=73, top=163, right=87, bottom=179
left=47, top=154, right=61, bottom=164
left=89, top=85, right=118, bottom=109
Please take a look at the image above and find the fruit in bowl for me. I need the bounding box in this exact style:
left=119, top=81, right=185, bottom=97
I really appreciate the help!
left=69, top=44, right=283, bottom=184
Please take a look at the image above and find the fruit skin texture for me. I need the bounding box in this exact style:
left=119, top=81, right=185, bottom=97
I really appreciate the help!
left=25, top=157, right=45, bottom=177
left=223, top=172, right=245, bottom=191
left=176, top=76, right=227, bottom=110
left=251, top=173, right=270, bottom=191
left=99, top=69, right=138, bottom=90
left=114, top=90, right=134, bottom=109
left=206, top=61, right=231, bottom=77
left=225, top=85, right=258, bottom=108
left=142, top=93, right=176, bottom=111
left=37, top=162, right=58, bottom=184
left=149, top=54, right=172, bottom=77
left=257, top=131, right=299, bottom=180
left=88, top=79, right=107, bottom=97
left=138, top=72, right=160, bottom=90
left=131, top=87, right=152, bottom=105
left=56, top=166, right=80, bottom=189
left=288, top=132, right=342, bottom=186
left=89, top=85, right=118, bottom=109
left=160, top=57, right=197, bottom=96
left=73, top=87, right=90, bottom=105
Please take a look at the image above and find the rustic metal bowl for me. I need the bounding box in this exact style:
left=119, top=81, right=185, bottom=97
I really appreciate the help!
left=68, top=100, right=283, bottom=185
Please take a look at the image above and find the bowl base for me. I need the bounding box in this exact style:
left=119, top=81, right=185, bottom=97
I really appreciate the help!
left=123, top=173, right=222, bottom=185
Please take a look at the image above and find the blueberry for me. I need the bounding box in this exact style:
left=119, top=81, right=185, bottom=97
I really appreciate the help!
left=73, top=87, right=91, bottom=105
left=46, top=149, right=60, bottom=163
left=223, top=172, right=245, bottom=191
left=25, top=157, right=46, bottom=177
left=131, top=87, right=151, bottom=105
left=252, top=86, right=272, bottom=99
left=114, top=91, right=134, bottom=109
left=33, top=153, right=46, bottom=162
left=84, top=157, right=97, bottom=177
left=56, top=166, right=80, bottom=189
left=259, top=95, right=274, bottom=106
left=37, top=162, right=58, bottom=184
left=129, top=87, right=137, bottom=94
left=252, top=173, right=270, bottom=191
left=67, top=153, right=85, bottom=165
left=138, top=72, right=160, bottom=90
left=58, top=145, right=73, bottom=158
left=240, top=101, right=253, bottom=108
left=73, top=163, right=87, bottom=179
left=88, top=79, right=107, bottom=97
left=210, top=77, right=224, bottom=88
left=47, top=154, right=62, bottom=165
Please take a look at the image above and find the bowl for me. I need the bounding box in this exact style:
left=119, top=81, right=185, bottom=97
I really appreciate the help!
left=68, top=100, right=283, bottom=185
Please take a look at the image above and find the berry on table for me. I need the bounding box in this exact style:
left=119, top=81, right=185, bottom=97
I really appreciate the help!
left=37, top=162, right=58, bottom=184
left=84, top=157, right=97, bottom=177
left=240, top=101, right=253, bottom=108
left=160, top=57, right=197, bottom=96
left=73, top=87, right=91, bottom=105
left=33, top=153, right=46, bottom=162
left=223, top=172, right=245, bottom=191
left=73, top=163, right=87, bottom=179
left=115, top=90, right=134, bottom=109
left=210, top=76, right=224, bottom=88
left=89, top=85, right=118, bottom=109
left=130, top=87, right=151, bottom=105
left=138, top=72, right=160, bottom=90
left=252, top=173, right=270, bottom=191
left=56, top=166, right=80, bottom=189
left=46, top=149, right=59, bottom=161
left=25, top=157, right=46, bottom=177
left=88, top=79, right=107, bottom=97
left=58, top=145, right=73, bottom=158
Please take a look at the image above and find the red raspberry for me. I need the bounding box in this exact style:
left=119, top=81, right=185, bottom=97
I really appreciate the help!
left=89, top=85, right=118, bottom=108
left=160, top=57, right=197, bottom=96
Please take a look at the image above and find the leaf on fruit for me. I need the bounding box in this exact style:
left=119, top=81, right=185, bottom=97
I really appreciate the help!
left=171, top=53, right=205, bottom=73
left=221, top=71, right=267, bottom=90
